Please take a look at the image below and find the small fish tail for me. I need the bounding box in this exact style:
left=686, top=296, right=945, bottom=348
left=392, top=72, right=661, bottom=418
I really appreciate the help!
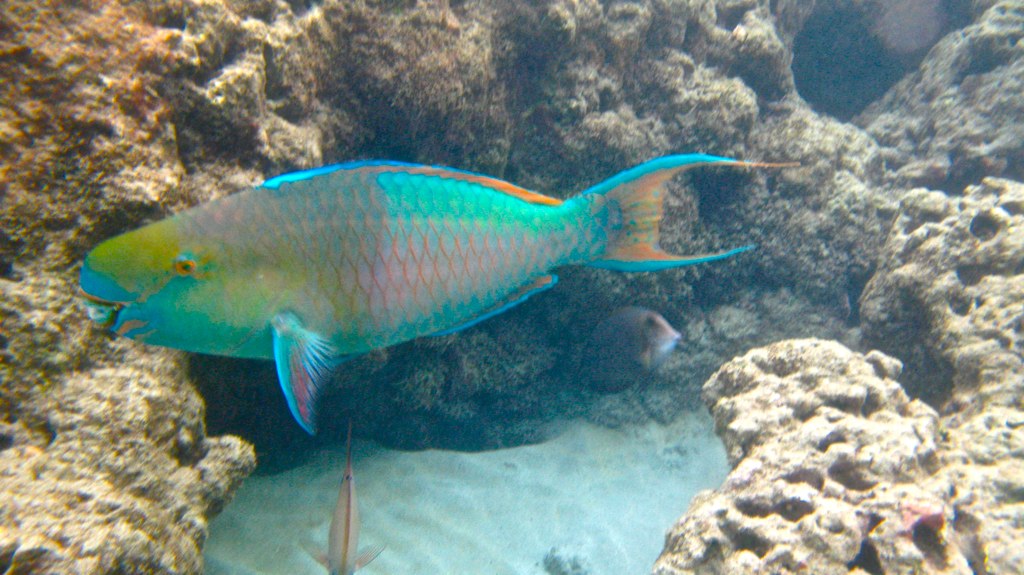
left=584, top=154, right=788, bottom=271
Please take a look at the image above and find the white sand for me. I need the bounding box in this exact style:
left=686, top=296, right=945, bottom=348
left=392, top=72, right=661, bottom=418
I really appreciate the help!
left=204, top=412, right=728, bottom=575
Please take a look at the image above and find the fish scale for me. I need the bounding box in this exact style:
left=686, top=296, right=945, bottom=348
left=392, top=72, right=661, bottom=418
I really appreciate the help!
left=79, top=154, right=770, bottom=433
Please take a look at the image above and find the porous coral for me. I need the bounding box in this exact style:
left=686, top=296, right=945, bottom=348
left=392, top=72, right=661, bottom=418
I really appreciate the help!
left=653, top=339, right=975, bottom=575
left=0, top=2, right=254, bottom=572
left=860, top=177, right=1024, bottom=572
left=858, top=1, right=1024, bottom=193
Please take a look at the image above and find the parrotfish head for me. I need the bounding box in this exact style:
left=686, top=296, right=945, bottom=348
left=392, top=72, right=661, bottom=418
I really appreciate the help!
left=79, top=215, right=271, bottom=358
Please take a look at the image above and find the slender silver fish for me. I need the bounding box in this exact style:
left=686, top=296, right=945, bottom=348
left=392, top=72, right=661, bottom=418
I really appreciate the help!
left=317, top=422, right=383, bottom=575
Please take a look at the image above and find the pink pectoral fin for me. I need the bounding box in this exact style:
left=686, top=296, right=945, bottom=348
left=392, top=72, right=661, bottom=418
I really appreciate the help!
left=271, top=312, right=343, bottom=435
left=355, top=543, right=385, bottom=570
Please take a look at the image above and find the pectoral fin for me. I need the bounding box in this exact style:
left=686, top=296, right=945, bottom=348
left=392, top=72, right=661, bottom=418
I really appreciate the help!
left=431, top=275, right=558, bottom=336
left=355, top=543, right=386, bottom=570
left=271, top=312, right=342, bottom=435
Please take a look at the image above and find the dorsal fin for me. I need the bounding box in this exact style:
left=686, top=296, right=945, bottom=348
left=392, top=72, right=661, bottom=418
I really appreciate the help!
left=375, top=164, right=563, bottom=206
left=261, top=161, right=564, bottom=206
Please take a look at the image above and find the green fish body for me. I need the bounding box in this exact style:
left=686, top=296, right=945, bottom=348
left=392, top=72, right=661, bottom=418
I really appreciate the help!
left=80, top=155, right=757, bottom=433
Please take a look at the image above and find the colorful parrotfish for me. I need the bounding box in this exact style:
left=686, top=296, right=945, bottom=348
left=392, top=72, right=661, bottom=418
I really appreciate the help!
left=80, top=154, right=770, bottom=434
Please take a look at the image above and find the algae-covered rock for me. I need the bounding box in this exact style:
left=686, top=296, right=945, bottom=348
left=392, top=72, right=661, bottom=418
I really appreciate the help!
left=0, top=2, right=255, bottom=572
left=859, top=177, right=1024, bottom=573
left=857, top=1, right=1024, bottom=192
left=653, top=339, right=973, bottom=575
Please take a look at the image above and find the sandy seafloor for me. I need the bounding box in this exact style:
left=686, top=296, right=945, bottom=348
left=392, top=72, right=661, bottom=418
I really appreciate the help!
left=204, top=412, right=727, bottom=575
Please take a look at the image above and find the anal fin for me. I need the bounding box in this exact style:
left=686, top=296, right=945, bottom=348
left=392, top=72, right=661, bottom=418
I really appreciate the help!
left=271, top=312, right=345, bottom=435
left=431, top=275, right=558, bottom=336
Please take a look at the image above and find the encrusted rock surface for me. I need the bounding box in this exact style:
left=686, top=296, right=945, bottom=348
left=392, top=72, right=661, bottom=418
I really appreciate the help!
left=861, top=178, right=1024, bottom=409
left=0, top=2, right=255, bottom=573
left=860, top=177, right=1024, bottom=573
left=858, top=1, right=1024, bottom=193
left=655, top=180, right=1024, bottom=574
left=654, top=340, right=973, bottom=574
left=3, top=0, right=1020, bottom=572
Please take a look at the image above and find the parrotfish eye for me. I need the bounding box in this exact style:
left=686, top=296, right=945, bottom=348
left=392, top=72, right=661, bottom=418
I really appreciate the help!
left=174, top=254, right=197, bottom=276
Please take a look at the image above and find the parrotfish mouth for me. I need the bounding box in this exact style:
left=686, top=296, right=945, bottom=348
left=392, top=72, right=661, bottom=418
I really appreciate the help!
left=79, top=288, right=124, bottom=328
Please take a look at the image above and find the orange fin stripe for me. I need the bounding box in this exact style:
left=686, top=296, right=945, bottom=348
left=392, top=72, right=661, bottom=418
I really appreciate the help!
left=377, top=165, right=564, bottom=206
left=609, top=167, right=687, bottom=252
left=601, top=160, right=794, bottom=261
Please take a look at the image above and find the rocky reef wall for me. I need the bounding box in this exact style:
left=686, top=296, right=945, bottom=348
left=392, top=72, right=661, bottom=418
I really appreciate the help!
left=1, top=0, right=1022, bottom=573
left=649, top=2, right=1024, bottom=570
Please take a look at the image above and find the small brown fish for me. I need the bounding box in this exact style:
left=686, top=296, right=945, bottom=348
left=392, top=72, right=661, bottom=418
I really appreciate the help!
left=580, top=306, right=682, bottom=392
left=316, top=422, right=384, bottom=575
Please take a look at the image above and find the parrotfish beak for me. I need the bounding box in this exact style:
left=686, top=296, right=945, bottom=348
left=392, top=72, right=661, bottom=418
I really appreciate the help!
left=79, top=246, right=138, bottom=328
left=78, top=234, right=166, bottom=338
left=78, top=273, right=158, bottom=340
left=79, top=287, right=124, bottom=328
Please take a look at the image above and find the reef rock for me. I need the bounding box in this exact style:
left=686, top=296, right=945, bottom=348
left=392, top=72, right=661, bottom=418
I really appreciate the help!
left=860, top=176, right=1024, bottom=573
left=857, top=1, right=1024, bottom=193
left=0, top=345, right=255, bottom=573
left=0, top=2, right=255, bottom=573
left=653, top=339, right=974, bottom=575
left=860, top=178, right=1024, bottom=409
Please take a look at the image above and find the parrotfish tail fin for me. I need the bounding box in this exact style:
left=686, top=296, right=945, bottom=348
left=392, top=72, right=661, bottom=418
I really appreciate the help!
left=586, top=154, right=791, bottom=272
left=355, top=544, right=386, bottom=570
left=271, top=312, right=340, bottom=435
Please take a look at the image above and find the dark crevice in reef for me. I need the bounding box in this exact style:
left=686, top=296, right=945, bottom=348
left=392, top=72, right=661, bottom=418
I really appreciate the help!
left=913, top=521, right=950, bottom=569
left=863, top=288, right=955, bottom=408
left=0, top=543, right=14, bottom=574
left=162, top=80, right=263, bottom=171
left=848, top=539, right=884, bottom=575
left=732, top=529, right=772, bottom=558
left=735, top=496, right=815, bottom=522
left=783, top=468, right=824, bottom=490
left=0, top=229, right=18, bottom=280
left=953, top=509, right=990, bottom=575
left=844, top=264, right=872, bottom=327
left=188, top=354, right=317, bottom=474
left=792, top=0, right=971, bottom=121
left=828, top=459, right=878, bottom=491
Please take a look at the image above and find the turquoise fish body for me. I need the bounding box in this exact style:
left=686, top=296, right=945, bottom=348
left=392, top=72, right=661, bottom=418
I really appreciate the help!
left=80, top=155, right=761, bottom=433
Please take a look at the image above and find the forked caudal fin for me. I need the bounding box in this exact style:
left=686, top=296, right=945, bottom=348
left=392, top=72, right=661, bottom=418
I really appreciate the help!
left=586, top=154, right=794, bottom=272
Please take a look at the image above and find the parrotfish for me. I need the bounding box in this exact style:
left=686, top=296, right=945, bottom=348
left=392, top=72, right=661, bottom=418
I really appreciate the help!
left=581, top=306, right=682, bottom=392
left=315, top=422, right=383, bottom=575
left=79, top=154, right=773, bottom=433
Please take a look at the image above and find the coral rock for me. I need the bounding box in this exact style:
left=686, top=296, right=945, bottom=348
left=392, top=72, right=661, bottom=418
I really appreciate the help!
left=653, top=339, right=975, bottom=575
